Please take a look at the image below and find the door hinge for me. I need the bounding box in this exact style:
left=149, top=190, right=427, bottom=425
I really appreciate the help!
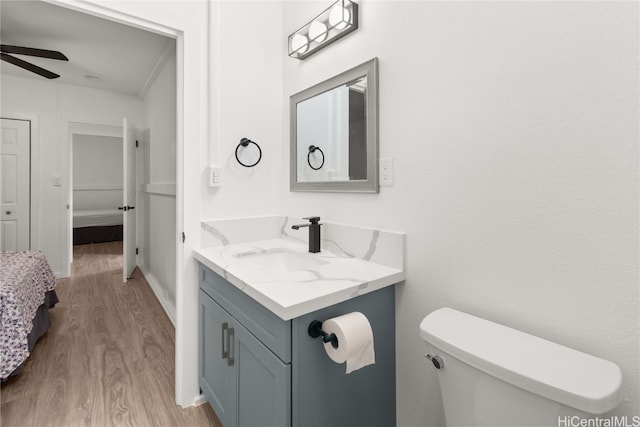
left=135, top=140, right=139, bottom=147
left=136, top=248, right=139, bottom=255
left=182, top=232, right=185, bottom=243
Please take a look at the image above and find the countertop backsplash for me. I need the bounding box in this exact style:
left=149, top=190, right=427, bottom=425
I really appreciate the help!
left=201, top=215, right=405, bottom=270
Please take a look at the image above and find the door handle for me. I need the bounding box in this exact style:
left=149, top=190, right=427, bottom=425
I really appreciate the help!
left=127, top=206, right=135, bottom=210
left=227, top=327, right=235, bottom=366
left=221, top=322, right=229, bottom=360
left=5, top=211, right=11, bottom=215
left=118, top=206, right=127, bottom=211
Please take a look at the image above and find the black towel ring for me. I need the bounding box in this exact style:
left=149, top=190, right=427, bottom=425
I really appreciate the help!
left=307, top=145, right=325, bottom=170
left=235, top=138, right=262, bottom=168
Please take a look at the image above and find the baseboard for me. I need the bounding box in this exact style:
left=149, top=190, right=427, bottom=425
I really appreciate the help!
left=191, top=393, right=208, bottom=407
left=138, top=265, right=176, bottom=327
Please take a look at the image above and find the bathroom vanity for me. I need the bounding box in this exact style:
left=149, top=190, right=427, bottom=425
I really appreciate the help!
left=195, top=230, right=404, bottom=427
left=197, top=54, right=397, bottom=426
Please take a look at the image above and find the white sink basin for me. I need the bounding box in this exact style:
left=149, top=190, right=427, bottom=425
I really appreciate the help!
left=232, top=247, right=328, bottom=280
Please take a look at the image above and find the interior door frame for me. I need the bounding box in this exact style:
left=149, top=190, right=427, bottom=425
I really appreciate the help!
left=0, top=113, right=39, bottom=250
left=122, top=118, right=137, bottom=283
left=45, top=0, right=203, bottom=408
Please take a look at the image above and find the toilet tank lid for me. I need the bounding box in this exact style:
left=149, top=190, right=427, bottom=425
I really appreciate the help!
left=419, top=308, right=622, bottom=414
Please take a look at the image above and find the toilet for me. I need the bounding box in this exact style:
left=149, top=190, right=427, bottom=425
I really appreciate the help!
left=420, top=308, right=623, bottom=426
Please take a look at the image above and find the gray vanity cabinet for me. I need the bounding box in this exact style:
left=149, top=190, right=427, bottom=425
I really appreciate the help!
left=199, top=289, right=291, bottom=427
left=198, top=263, right=395, bottom=427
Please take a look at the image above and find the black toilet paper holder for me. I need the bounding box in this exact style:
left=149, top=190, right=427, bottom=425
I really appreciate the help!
left=308, top=320, right=339, bottom=349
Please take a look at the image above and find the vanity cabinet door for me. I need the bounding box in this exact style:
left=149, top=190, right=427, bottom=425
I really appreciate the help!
left=200, top=289, right=291, bottom=427
left=199, top=290, right=237, bottom=427
left=235, top=323, right=291, bottom=427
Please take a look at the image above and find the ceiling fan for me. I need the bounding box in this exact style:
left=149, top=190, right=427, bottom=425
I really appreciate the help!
left=0, top=44, right=68, bottom=79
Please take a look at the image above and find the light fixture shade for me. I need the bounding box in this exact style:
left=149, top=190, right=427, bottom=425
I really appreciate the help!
left=288, top=0, right=359, bottom=60
left=308, top=21, right=328, bottom=43
left=291, top=33, right=309, bottom=54
left=329, top=3, right=351, bottom=30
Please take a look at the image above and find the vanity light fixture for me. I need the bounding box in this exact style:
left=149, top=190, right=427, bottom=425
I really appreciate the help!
left=288, top=0, right=358, bottom=60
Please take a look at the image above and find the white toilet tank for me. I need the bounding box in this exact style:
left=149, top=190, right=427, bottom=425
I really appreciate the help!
left=420, top=308, right=623, bottom=427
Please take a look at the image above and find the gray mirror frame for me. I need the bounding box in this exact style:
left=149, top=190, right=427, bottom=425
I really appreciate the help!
left=290, top=57, right=379, bottom=193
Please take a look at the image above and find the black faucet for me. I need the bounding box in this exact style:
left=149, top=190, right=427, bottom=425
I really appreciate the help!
left=291, top=216, right=322, bottom=253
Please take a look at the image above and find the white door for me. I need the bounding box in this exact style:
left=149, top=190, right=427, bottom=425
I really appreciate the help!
left=1, top=118, right=30, bottom=251
left=122, top=118, right=137, bottom=282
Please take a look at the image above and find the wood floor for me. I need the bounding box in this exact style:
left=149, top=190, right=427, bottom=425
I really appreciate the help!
left=1, top=242, right=221, bottom=427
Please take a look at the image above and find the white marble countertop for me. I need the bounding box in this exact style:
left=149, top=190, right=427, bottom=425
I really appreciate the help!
left=194, top=238, right=405, bottom=320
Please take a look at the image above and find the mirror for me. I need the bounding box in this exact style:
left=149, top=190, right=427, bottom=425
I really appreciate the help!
left=290, top=58, right=378, bottom=192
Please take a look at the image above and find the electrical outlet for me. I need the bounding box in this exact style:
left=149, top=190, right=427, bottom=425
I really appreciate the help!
left=380, top=158, right=393, bottom=186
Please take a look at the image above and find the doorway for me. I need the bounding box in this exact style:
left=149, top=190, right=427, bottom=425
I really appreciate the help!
left=38, top=0, right=203, bottom=408
left=70, top=128, right=123, bottom=255
left=67, top=120, right=141, bottom=284
left=67, top=122, right=122, bottom=260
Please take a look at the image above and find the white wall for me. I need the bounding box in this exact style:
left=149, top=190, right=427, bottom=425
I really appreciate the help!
left=141, top=48, right=178, bottom=322
left=202, top=1, right=283, bottom=220
left=145, top=51, right=177, bottom=185
left=73, top=134, right=122, bottom=188
left=282, top=2, right=639, bottom=425
left=73, top=134, right=122, bottom=211
left=0, top=73, right=143, bottom=276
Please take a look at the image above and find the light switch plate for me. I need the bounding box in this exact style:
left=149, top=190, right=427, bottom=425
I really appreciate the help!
left=209, top=166, right=222, bottom=187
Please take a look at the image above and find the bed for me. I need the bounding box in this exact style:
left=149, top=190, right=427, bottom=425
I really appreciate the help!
left=1, top=250, right=58, bottom=380
left=73, top=208, right=123, bottom=245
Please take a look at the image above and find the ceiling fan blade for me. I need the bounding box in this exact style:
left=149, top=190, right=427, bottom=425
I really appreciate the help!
left=0, top=44, right=68, bottom=61
left=1, top=53, right=60, bottom=79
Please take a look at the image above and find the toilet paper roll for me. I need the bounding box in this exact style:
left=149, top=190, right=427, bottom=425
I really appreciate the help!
left=322, top=312, right=375, bottom=374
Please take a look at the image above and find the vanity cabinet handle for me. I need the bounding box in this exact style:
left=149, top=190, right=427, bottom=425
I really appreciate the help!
left=227, top=327, right=235, bottom=366
left=221, top=322, right=229, bottom=360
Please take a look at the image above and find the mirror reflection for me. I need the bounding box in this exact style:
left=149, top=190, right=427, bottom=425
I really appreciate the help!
left=290, top=58, right=378, bottom=193
left=296, top=76, right=367, bottom=182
